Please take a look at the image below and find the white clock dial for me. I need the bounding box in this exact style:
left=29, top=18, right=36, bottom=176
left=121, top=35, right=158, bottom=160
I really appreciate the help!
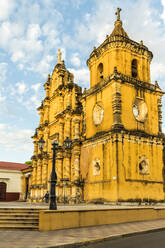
left=93, top=103, right=104, bottom=125
left=132, top=104, right=139, bottom=118
left=132, top=99, right=148, bottom=122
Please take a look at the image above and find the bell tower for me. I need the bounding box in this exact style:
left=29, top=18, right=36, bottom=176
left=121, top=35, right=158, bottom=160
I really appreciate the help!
left=87, top=8, right=152, bottom=88
left=81, top=8, right=165, bottom=203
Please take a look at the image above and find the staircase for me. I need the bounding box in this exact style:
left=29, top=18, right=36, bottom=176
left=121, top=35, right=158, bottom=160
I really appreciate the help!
left=0, top=208, right=40, bottom=230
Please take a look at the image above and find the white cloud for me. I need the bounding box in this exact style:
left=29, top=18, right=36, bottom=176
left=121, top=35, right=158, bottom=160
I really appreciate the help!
left=0, top=95, right=6, bottom=102
left=29, top=55, right=54, bottom=77
left=0, top=0, right=16, bottom=21
left=70, top=53, right=81, bottom=67
left=151, top=62, right=165, bottom=81
left=0, top=63, right=8, bottom=82
left=27, top=24, right=41, bottom=41
left=23, top=95, right=41, bottom=111
left=31, top=83, right=41, bottom=93
left=0, top=22, right=24, bottom=49
left=16, top=82, right=28, bottom=95
left=161, top=0, right=165, bottom=23
left=68, top=67, right=89, bottom=88
left=0, top=123, right=33, bottom=152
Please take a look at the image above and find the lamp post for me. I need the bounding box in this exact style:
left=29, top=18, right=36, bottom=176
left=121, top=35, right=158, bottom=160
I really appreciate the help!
left=64, top=137, right=72, bottom=150
left=50, top=140, right=59, bottom=210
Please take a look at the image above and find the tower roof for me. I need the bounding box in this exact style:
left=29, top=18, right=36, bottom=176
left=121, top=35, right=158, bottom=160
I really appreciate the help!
left=87, top=8, right=153, bottom=67
left=110, top=8, right=129, bottom=39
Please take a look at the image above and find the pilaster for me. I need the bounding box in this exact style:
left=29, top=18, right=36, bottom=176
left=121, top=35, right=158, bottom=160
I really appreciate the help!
left=111, top=75, right=123, bottom=130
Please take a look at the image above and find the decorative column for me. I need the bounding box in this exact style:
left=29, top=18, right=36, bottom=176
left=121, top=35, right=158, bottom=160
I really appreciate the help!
left=56, top=150, right=63, bottom=202
left=59, top=121, right=64, bottom=146
left=73, top=118, right=80, bottom=139
left=71, top=147, right=81, bottom=204
left=37, top=159, right=42, bottom=185
left=33, top=141, right=38, bottom=155
left=42, top=158, right=48, bottom=185
left=63, top=152, right=71, bottom=202
left=44, top=101, right=49, bottom=122
left=111, top=70, right=123, bottom=130
left=63, top=155, right=71, bottom=179
left=59, top=94, right=64, bottom=112
left=40, top=109, right=44, bottom=125
left=66, top=91, right=72, bottom=107
left=64, top=115, right=71, bottom=139
left=32, top=160, right=37, bottom=185
left=158, top=97, right=162, bottom=133
left=81, top=97, right=86, bottom=137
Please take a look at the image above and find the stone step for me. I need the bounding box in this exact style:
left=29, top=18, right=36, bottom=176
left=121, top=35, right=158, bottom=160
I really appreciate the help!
left=0, top=225, right=38, bottom=230
left=0, top=216, right=38, bottom=220
left=0, top=209, right=40, bottom=212
left=0, top=221, right=38, bottom=225
left=0, top=213, right=39, bottom=217
left=0, top=208, right=40, bottom=230
left=0, top=218, right=38, bottom=222
left=0, top=208, right=39, bottom=210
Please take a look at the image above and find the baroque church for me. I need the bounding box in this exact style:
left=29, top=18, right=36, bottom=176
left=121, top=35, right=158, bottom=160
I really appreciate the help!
left=23, top=9, right=165, bottom=204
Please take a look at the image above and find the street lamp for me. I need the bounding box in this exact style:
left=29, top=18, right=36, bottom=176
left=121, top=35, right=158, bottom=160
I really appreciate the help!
left=38, top=137, right=45, bottom=152
left=64, top=137, right=72, bottom=149
left=50, top=140, right=59, bottom=210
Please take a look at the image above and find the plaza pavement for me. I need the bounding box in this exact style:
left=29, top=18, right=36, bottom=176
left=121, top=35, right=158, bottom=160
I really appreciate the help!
left=0, top=201, right=165, bottom=248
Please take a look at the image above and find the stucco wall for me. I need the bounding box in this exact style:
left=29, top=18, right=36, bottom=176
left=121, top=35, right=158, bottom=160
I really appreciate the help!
left=0, top=169, right=22, bottom=193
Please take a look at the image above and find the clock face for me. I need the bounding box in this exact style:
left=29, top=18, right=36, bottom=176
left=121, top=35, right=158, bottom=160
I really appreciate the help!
left=93, top=102, right=104, bottom=125
left=132, top=104, right=139, bottom=118
left=132, top=98, right=148, bottom=122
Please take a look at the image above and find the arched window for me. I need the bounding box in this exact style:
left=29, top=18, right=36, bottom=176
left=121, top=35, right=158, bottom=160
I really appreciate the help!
left=131, top=59, right=138, bottom=78
left=97, top=63, right=104, bottom=81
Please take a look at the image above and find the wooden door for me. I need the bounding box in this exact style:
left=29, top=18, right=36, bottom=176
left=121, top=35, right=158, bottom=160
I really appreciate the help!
left=0, top=182, right=6, bottom=201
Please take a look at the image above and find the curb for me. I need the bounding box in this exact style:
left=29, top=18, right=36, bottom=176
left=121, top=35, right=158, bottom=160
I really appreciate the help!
left=46, top=226, right=165, bottom=248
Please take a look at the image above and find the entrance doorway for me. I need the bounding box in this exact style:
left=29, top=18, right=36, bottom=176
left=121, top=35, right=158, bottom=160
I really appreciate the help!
left=0, top=182, right=6, bottom=201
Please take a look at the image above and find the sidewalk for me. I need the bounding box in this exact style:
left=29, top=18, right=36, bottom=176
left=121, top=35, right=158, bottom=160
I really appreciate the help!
left=0, top=219, right=165, bottom=248
left=1, top=201, right=165, bottom=209
left=1, top=201, right=165, bottom=248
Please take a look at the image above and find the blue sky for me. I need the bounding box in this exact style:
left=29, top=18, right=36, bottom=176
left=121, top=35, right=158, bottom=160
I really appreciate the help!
left=0, top=0, right=165, bottom=163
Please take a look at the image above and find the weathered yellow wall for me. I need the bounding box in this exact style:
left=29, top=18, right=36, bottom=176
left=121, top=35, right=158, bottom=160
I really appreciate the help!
left=80, top=132, right=164, bottom=203
left=117, top=133, right=164, bottom=201
left=39, top=207, right=165, bottom=231
left=81, top=137, right=118, bottom=202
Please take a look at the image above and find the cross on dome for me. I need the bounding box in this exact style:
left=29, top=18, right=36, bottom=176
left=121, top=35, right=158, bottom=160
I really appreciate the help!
left=115, top=7, right=122, bottom=21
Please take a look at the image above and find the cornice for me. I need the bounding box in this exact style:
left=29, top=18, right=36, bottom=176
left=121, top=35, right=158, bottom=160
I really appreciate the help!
left=82, top=69, right=164, bottom=99
left=87, top=35, right=153, bottom=67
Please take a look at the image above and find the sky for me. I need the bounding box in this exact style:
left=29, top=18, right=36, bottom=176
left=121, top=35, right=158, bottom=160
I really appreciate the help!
left=0, top=0, right=165, bottom=163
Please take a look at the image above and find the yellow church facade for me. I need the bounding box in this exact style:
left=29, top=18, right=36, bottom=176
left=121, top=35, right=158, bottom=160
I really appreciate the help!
left=27, top=9, right=165, bottom=204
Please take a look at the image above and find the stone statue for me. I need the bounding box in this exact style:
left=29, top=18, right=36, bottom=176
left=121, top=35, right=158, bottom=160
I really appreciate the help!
left=57, top=49, right=62, bottom=64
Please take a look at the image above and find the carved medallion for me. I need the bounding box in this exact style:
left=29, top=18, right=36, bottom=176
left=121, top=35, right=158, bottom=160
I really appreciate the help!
left=132, top=98, right=148, bottom=122
left=93, top=102, right=104, bottom=125
left=139, top=156, right=149, bottom=175
left=92, top=159, right=101, bottom=176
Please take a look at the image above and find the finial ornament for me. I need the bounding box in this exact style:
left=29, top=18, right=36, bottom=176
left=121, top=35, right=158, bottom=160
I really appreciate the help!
left=57, top=49, right=62, bottom=64
left=115, top=8, right=122, bottom=21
